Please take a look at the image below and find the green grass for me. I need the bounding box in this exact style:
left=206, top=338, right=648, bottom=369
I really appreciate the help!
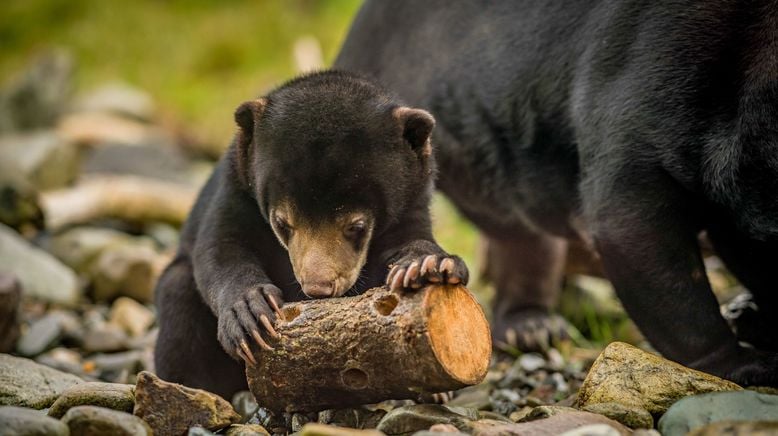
left=0, top=0, right=363, bottom=145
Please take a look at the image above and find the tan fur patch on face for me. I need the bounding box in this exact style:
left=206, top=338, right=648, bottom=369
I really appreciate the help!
left=270, top=202, right=372, bottom=297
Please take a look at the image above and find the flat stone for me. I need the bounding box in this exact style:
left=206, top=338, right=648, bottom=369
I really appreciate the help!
left=518, top=405, right=578, bottom=422
left=0, top=406, right=69, bottom=436
left=575, top=342, right=742, bottom=414
left=48, top=382, right=135, bottom=418
left=300, top=423, right=385, bottom=436
left=559, top=423, right=622, bottom=436
left=318, top=407, right=387, bottom=429
left=62, top=405, right=151, bottom=436
left=377, top=405, right=476, bottom=435
left=91, top=242, right=162, bottom=303
left=0, top=223, right=80, bottom=305
left=81, top=323, right=128, bottom=353
left=72, top=82, right=155, bottom=121
left=468, top=411, right=630, bottom=436
left=108, top=297, right=155, bottom=337
left=658, top=390, right=778, bottom=436
left=36, top=347, right=86, bottom=376
left=16, top=312, right=64, bottom=356
left=447, top=384, right=491, bottom=410
left=0, top=353, right=82, bottom=408
left=225, top=423, right=272, bottom=435
left=582, top=402, right=653, bottom=429
left=688, top=420, right=778, bottom=436
left=0, top=131, right=79, bottom=190
left=133, top=371, right=240, bottom=435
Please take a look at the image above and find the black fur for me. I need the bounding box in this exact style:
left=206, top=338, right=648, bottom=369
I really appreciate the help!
left=154, top=71, right=468, bottom=398
left=336, top=0, right=778, bottom=386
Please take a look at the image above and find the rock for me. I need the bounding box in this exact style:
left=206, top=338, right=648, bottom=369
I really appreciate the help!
left=81, top=323, right=128, bottom=353
left=318, top=407, right=387, bottom=429
left=108, top=297, right=154, bottom=337
left=225, top=423, right=272, bottom=436
left=82, top=143, right=204, bottom=185
left=0, top=353, right=82, bottom=408
left=448, top=385, right=491, bottom=410
left=91, top=242, right=163, bottom=303
left=468, top=411, right=630, bottom=436
left=72, top=82, right=155, bottom=121
left=133, top=371, right=240, bottom=434
left=48, top=382, right=135, bottom=418
left=0, top=273, right=21, bottom=352
left=0, top=162, right=44, bottom=232
left=519, top=353, right=547, bottom=372
left=658, top=390, right=778, bottom=436
left=16, top=312, right=64, bottom=356
left=559, top=424, right=622, bottom=436
left=518, top=405, right=578, bottom=422
left=89, top=351, right=143, bottom=377
left=57, top=111, right=171, bottom=148
left=36, top=347, right=87, bottom=376
left=188, top=427, right=216, bottom=436
left=575, top=342, right=741, bottom=414
left=300, top=423, right=385, bottom=436
left=46, top=226, right=138, bottom=273
left=62, top=405, right=152, bottom=436
left=0, top=223, right=81, bottom=305
left=687, top=420, right=778, bottom=436
left=0, top=131, right=80, bottom=190
left=0, top=405, right=69, bottom=436
left=581, top=402, right=653, bottom=429
left=376, top=405, right=476, bottom=435
left=232, top=390, right=259, bottom=422
left=292, top=412, right=314, bottom=432
left=0, top=50, right=73, bottom=133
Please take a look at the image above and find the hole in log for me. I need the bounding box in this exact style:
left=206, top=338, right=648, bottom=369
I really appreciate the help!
left=341, top=367, right=369, bottom=389
left=374, top=294, right=399, bottom=316
left=282, top=305, right=301, bottom=322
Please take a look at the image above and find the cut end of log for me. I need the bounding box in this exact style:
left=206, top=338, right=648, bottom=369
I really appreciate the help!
left=423, top=285, right=491, bottom=385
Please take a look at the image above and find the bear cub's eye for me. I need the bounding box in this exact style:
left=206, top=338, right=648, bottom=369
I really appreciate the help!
left=344, top=219, right=367, bottom=240
left=273, top=215, right=293, bottom=241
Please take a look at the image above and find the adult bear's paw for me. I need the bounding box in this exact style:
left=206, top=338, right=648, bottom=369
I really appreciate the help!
left=217, top=284, right=285, bottom=365
left=492, top=307, right=571, bottom=353
left=386, top=254, right=469, bottom=292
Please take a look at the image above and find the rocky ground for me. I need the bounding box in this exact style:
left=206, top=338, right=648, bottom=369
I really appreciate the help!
left=1, top=53, right=777, bottom=436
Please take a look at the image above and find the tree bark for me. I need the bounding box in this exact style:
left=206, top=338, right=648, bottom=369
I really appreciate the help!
left=246, top=284, right=491, bottom=413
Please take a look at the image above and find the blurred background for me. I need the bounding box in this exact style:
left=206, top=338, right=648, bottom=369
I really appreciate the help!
left=3, top=1, right=712, bottom=384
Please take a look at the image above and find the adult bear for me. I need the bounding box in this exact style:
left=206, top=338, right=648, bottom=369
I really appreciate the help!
left=154, top=71, right=468, bottom=398
left=335, top=0, right=778, bottom=386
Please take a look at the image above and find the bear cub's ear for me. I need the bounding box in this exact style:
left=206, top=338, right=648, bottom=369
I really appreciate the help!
left=393, top=107, right=435, bottom=157
left=234, top=98, right=267, bottom=145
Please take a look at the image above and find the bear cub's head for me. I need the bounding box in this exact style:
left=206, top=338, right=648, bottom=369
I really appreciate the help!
left=232, top=71, right=435, bottom=298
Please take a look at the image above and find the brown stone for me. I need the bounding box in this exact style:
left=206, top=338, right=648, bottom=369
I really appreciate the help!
left=133, top=371, right=239, bottom=435
left=576, top=342, right=741, bottom=414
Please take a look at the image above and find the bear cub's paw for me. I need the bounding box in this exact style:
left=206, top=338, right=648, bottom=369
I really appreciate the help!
left=386, top=254, right=469, bottom=292
left=217, top=284, right=285, bottom=365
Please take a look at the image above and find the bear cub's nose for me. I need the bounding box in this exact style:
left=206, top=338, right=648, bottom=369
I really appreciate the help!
left=303, top=281, right=335, bottom=298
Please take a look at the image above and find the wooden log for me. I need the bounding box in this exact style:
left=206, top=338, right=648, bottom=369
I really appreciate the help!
left=40, top=175, right=196, bottom=230
left=246, top=284, right=491, bottom=413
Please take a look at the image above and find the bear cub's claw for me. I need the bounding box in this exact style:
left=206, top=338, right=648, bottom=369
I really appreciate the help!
left=387, top=254, right=469, bottom=292
left=217, top=284, right=286, bottom=365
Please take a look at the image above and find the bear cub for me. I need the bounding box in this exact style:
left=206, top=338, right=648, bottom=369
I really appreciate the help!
left=154, top=71, right=468, bottom=399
